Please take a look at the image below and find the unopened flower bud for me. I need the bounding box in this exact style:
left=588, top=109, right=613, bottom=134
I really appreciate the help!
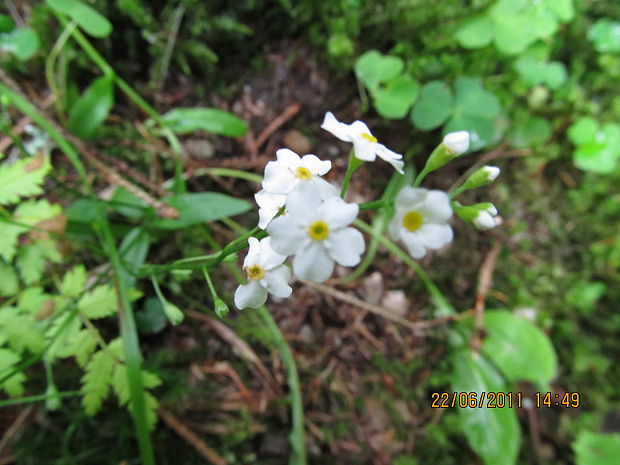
left=215, top=298, right=229, bottom=317
left=442, top=131, right=470, bottom=155
left=453, top=202, right=500, bottom=230
left=461, top=165, right=501, bottom=192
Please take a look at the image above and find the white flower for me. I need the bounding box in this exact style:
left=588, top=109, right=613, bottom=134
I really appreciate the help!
left=234, top=237, right=292, bottom=310
left=389, top=187, right=453, bottom=259
left=262, top=148, right=337, bottom=198
left=473, top=205, right=500, bottom=230
left=442, top=131, right=470, bottom=155
left=321, top=111, right=404, bottom=174
left=267, top=185, right=365, bottom=282
left=255, top=190, right=286, bottom=229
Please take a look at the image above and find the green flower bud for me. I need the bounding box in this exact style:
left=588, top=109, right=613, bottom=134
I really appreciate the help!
left=462, top=165, right=501, bottom=191
left=214, top=298, right=229, bottom=318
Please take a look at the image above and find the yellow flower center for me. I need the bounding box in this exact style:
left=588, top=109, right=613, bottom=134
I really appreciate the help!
left=246, top=264, right=265, bottom=281
left=403, top=211, right=423, bottom=232
left=308, top=220, right=329, bottom=241
left=295, top=166, right=312, bottom=180
left=361, top=132, right=378, bottom=143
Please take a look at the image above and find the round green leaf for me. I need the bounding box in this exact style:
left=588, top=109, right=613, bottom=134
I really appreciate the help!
left=68, top=75, right=114, bottom=140
left=567, top=117, right=599, bottom=145
left=355, top=50, right=404, bottom=91
left=547, top=0, right=575, bottom=22
left=0, top=14, right=15, bottom=33
left=451, top=350, right=521, bottom=465
left=455, top=16, right=494, bottom=49
left=162, top=108, right=248, bottom=137
left=508, top=115, right=551, bottom=148
left=46, top=0, right=112, bottom=38
left=573, top=144, right=618, bottom=174
left=373, top=75, right=419, bottom=120
left=482, top=310, right=557, bottom=389
left=0, top=28, right=40, bottom=61
left=410, top=81, right=453, bottom=130
left=453, top=77, right=501, bottom=119
left=493, top=14, right=535, bottom=55
left=588, top=19, right=620, bottom=54
left=574, top=431, right=620, bottom=465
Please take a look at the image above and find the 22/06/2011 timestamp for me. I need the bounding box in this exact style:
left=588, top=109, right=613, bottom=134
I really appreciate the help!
left=430, top=392, right=581, bottom=408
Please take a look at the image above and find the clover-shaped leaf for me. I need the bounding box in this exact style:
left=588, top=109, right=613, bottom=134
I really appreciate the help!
left=514, top=56, right=567, bottom=90
left=568, top=117, right=620, bottom=173
left=355, top=50, right=404, bottom=92
left=410, top=81, right=453, bottom=130
left=373, top=75, right=419, bottom=120
left=588, top=19, right=620, bottom=54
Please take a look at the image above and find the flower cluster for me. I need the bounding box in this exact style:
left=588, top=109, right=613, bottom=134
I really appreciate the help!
left=234, top=112, right=501, bottom=309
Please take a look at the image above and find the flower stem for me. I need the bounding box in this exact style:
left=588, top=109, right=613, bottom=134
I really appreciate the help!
left=412, top=166, right=431, bottom=187
left=340, top=150, right=363, bottom=198
left=257, top=306, right=307, bottom=465
left=353, top=219, right=455, bottom=316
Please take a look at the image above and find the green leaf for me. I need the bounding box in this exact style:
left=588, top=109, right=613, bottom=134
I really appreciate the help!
left=455, top=16, right=494, bottom=49
left=111, top=366, right=161, bottom=430
left=0, top=261, right=19, bottom=297
left=17, top=243, right=48, bottom=285
left=492, top=14, right=535, bottom=55
left=444, top=77, right=503, bottom=149
left=0, top=28, right=40, bottom=60
left=547, top=0, right=574, bottom=22
left=574, top=431, right=620, bottom=465
left=68, top=75, right=114, bottom=139
left=60, top=265, right=87, bottom=297
left=0, top=348, right=26, bottom=396
left=410, top=81, right=454, bottom=130
left=0, top=307, right=46, bottom=354
left=151, top=192, right=251, bottom=230
left=566, top=281, right=606, bottom=315
left=110, top=188, right=149, bottom=219
left=588, top=19, right=620, bottom=54
left=373, top=75, right=419, bottom=119
left=162, top=108, right=248, bottom=137
left=482, top=310, right=557, bottom=389
left=136, top=298, right=169, bottom=334
left=78, top=285, right=117, bottom=319
left=355, top=50, right=404, bottom=91
left=46, top=0, right=112, bottom=38
left=119, top=227, right=150, bottom=289
left=0, top=14, right=15, bottom=33
left=81, top=349, right=116, bottom=415
left=567, top=117, right=599, bottom=146
left=0, top=154, right=52, bottom=205
left=508, top=114, right=552, bottom=148
left=452, top=350, right=520, bottom=465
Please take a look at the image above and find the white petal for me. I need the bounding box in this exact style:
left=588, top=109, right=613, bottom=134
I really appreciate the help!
left=473, top=211, right=496, bottom=230
left=482, top=166, right=500, bottom=182
left=255, top=191, right=285, bottom=229
left=321, top=112, right=353, bottom=142
left=388, top=211, right=405, bottom=239
left=375, top=145, right=405, bottom=174
left=400, top=231, right=428, bottom=259
left=443, top=131, right=470, bottom=155
left=258, top=237, right=287, bottom=269
left=322, top=197, right=359, bottom=229
left=312, top=177, right=339, bottom=200
left=258, top=206, right=278, bottom=229
left=416, top=223, right=454, bottom=249
left=285, top=182, right=323, bottom=219
left=352, top=140, right=378, bottom=161
left=324, top=227, right=365, bottom=267
left=275, top=148, right=302, bottom=170
left=395, top=186, right=427, bottom=209
left=266, top=216, right=306, bottom=255
left=263, top=162, right=296, bottom=194
left=234, top=281, right=268, bottom=310
left=293, top=241, right=334, bottom=282
left=260, top=265, right=292, bottom=298
left=243, top=237, right=261, bottom=268
left=301, top=154, right=331, bottom=176
left=420, top=190, right=453, bottom=223
left=349, top=120, right=373, bottom=138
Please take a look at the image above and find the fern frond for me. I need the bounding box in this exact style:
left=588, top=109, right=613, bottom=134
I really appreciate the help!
left=0, top=154, right=51, bottom=206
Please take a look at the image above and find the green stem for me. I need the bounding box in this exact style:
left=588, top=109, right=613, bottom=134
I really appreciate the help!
left=54, top=13, right=183, bottom=157
left=353, top=219, right=455, bottom=316
left=340, top=150, right=363, bottom=198
left=96, top=212, right=155, bottom=465
left=201, top=267, right=219, bottom=301
left=449, top=185, right=467, bottom=199
left=359, top=200, right=389, bottom=211
left=45, top=21, right=76, bottom=117
left=257, top=307, right=307, bottom=465
left=412, top=166, right=431, bottom=187
left=0, top=390, right=81, bottom=408
left=202, top=167, right=262, bottom=183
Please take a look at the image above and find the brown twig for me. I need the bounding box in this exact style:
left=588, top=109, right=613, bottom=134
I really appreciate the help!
left=158, top=407, right=227, bottom=465
left=187, top=310, right=283, bottom=396
left=299, top=279, right=473, bottom=331
left=471, top=241, right=502, bottom=353
left=254, top=102, right=301, bottom=149
left=0, top=406, right=32, bottom=454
